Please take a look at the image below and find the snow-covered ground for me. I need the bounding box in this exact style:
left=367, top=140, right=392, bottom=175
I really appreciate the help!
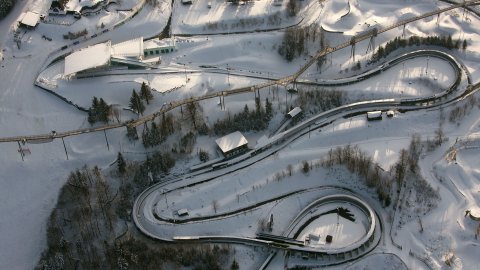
left=1, top=0, right=480, bottom=269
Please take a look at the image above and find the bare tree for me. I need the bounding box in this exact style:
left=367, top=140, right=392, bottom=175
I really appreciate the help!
left=287, top=164, right=293, bottom=176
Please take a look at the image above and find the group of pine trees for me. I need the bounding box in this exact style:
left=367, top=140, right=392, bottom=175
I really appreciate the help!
left=213, top=98, right=273, bottom=135
left=278, top=25, right=326, bottom=62
left=296, top=88, right=344, bottom=114
left=371, top=35, right=468, bottom=63
left=88, top=97, right=111, bottom=124
left=129, top=82, right=154, bottom=116
left=132, top=151, right=175, bottom=186
left=141, top=113, right=175, bottom=148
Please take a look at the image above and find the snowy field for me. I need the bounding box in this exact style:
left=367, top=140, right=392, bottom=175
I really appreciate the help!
left=1, top=0, right=480, bottom=269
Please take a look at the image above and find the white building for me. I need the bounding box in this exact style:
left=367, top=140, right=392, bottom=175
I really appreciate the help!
left=215, top=131, right=249, bottom=158
left=19, top=11, right=41, bottom=28
left=64, top=37, right=172, bottom=77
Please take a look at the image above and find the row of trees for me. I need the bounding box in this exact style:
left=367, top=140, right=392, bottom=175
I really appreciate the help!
left=371, top=35, right=467, bottom=63
left=213, top=98, right=273, bottom=135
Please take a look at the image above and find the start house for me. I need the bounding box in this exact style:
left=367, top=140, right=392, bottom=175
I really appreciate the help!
left=63, top=37, right=176, bottom=77
left=215, top=131, right=248, bottom=158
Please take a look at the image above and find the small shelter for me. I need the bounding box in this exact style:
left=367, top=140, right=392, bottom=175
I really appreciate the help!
left=215, top=131, right=248, bottom=158
left=287, top=107, right=302, bottom=119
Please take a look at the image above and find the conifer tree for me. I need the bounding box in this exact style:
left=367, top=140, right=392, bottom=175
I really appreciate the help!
left=265, top=98, right=273, bottom=119
left=126, top=125, right=138, bottom=141
left=88, top=97, right=99, bottom=124
left=117, top=152, right=126, bottom=175
left=98, top=98, right=111, bottom=123
left=129, top=90, right=145, bottom=116
left=139, top=82, right=154, bottom=104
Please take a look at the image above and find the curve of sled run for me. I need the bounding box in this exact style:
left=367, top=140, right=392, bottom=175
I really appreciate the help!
left=133, top=49, right=468, bottom=254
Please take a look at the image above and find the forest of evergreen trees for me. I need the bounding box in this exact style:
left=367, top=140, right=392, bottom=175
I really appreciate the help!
left=37, top=150, right=180, bottom=269
left=371, top=35, right=467, bottom=63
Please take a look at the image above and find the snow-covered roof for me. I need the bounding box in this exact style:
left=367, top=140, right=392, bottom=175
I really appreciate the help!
left=64, top=41, right=112, bottom=76
left=215, top=131, right=248, bottom=153
left=111, top=37, right=144, bottom=59
left=144, top=38, right=175, bottom=50
left=20, top=11, right=40, bottom=27
left=177, top=208, right=189, bottom=216
left=288, top=107, right=302, bottom=118
left=66, top=0, right=106, bottom=12
left=470, top=207, right=480, bottom=221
